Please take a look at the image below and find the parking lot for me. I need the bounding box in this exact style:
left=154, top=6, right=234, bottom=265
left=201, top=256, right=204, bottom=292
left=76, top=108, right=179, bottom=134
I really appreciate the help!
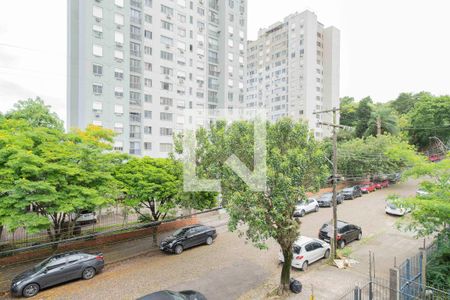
left=0, top=179, right=424, bottom=300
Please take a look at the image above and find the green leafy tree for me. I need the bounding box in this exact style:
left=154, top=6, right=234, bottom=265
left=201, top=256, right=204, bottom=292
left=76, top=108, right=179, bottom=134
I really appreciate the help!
left=389, top=92, right=431, bottom=115
left=339, top=96, right=359, bottom=127
left=5, top=97, right=64, bottom=131
left=178, top=118, right=327, bottom=294
left=0, top=119, right=119, bottom=242
left=364, top=105, right=399, bottom=137
left=355, top=97, right=373, bottom=138
left=406, top=95, right=450, bottom=149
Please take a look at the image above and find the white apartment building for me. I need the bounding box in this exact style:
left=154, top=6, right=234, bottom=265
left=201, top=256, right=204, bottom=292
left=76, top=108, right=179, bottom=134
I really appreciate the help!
left=68, top=0, right=247, bottom=157
left=246, top=10, right=340, bottom=138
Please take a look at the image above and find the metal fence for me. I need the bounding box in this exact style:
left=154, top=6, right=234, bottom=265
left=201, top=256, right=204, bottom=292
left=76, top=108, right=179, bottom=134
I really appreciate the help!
left=399, top=251, right=424, bottom=299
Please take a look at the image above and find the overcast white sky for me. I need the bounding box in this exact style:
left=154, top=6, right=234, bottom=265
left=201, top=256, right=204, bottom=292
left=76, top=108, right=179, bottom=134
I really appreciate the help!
left=0, top=0, right=449, bottom=123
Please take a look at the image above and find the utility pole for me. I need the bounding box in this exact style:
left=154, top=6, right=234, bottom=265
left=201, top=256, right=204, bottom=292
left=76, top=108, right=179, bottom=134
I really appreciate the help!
left=314, top=107, right=344, bottom=259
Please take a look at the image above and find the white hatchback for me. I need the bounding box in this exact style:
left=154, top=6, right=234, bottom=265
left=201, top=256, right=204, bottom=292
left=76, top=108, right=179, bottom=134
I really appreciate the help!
left=385, top=202, right=410, bottom=216
left=293, top=198, right=319, bottom=217
left=278, top=236, right=330, bottom=271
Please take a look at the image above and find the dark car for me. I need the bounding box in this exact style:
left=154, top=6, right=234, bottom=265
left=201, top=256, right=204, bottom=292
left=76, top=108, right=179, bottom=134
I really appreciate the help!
left=137, top=290, right=207, bottom=300
left=317, top=192, right=344, bottom=207
left=11, top=251, right=104, bottom=298
left=318, top=220, right=362, bottom=249
left=160, top=224, right=217, bottom=254
left=341, top=186, right=362, bottom=200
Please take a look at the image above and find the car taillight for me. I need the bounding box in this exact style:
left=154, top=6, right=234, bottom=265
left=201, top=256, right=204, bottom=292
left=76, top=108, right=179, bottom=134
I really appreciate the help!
left=295, top=255, right=304, bottom=260
left=95, top=255, right=104, bottom=261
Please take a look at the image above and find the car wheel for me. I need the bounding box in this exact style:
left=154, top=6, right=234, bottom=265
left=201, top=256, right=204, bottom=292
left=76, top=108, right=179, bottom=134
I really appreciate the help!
left=315, top=206, right=319, bottom=212
left=338, top=240, right=346, bottom=249
left=357, top=232, right=362, bottom=240
left=175, top=244, right=184, bottom=254
left=82, top=267, right=96, bottom=280
left=301, top=261, right=308, bottom=271
left=206, top=236, right=213, bottom=245
left=22, top=283, right=40, bottom=298
left=300, top=210, right=305, bottom=217
left=324, top=249, right=330, bottom=259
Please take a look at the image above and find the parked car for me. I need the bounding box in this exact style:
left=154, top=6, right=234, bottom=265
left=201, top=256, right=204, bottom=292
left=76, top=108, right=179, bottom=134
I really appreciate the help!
left=75, top=210, right=97, bottom=225
left=388, top=173, right=401, bottom=184
left=278, top=236, right=330, bottom=271
left=385, top=201, right=411, bottom=216
left=160, top=224, right=217, bottom=254
left=379, top=180, right=390, bottom=188
left=137, top=290, right=207, bottom=300
left=360, top=183, right=377, bottom=193
left=293, top=198, right=319, bottom=217
left=341, top=186, right=362, bottom=200
left=318, top=220, right=362, bottom=249
left=11, top=251, right=104, bottom=298
left=317, top=193, right=344, bottom=207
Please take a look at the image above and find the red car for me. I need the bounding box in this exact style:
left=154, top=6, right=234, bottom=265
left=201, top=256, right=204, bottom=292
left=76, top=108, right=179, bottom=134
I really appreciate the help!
left=360, top=183, right=376, bottom=193
left=374, top=180, right=389, bottom=189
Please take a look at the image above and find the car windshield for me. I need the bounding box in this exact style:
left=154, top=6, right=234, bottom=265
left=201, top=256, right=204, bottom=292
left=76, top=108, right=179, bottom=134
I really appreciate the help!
left=342, top=188, right=353, bottom=192
left=319, top=193, right=332, bottom=200
left=387, top=202, right=398, bottom=209
left=296, top=200, right=307, bottom=205
left=172, top=227, right=190, bottom=237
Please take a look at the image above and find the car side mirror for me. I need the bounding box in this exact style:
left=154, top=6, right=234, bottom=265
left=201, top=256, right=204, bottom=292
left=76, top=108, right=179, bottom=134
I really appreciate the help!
left=42, top=268, right=48, bottom=274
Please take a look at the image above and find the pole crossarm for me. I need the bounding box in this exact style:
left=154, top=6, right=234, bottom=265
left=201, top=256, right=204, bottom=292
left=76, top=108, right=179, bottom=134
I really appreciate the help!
left=317, top=121, right=345, bottom=129
left=313, top=108, right=340, bottom=114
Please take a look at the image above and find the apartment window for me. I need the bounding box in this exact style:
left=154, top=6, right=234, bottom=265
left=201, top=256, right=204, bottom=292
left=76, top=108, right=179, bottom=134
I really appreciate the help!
left=115, top=0, right=124, bottom=7
left=197, top=7, right=205, bottom=16
left=161, top=5, right=174, bottom=16
left=130, top=126, right=142, bottom=139
left=113, top=141, right=124, bottom=151
left=208, top=50, right=218, bottom=64
left=93, top=83, right=103, bottom=95
left=115, top=87, right=124, bottom=98
left=160, top=112, right=173, bottom=121
left=144, top=78, right=152, bottom=87
left=239, top=30, right=244, bottom=39
left=145, top=0, right=152, bottom=7
left=160, top=127, right=173, bottom=136
left=93, top=45, right=103, bottom=57
left=144, top=62, right=152, bottom=71
left=229, top=13, right=234, bottom=22
left=145, top=14, right=152, bottom=24
left=161, top=82, right=172, bottom=91
left=178, top=14, right=186, bottom=23
left=92, top=101, right=102, bottom=111
left=160, top=143, right=172, bottom=152
left=228, top=92, right=233, bottom=101
left=93, top=25, right=103, bottom=38
left=130, top=58, right=141, bottom=73
left=160, top=51, right=173, bottom=61
left=130, top=91, right=141, bottom=103
left=93, top=64, right=103, bottom=76
left=115, top=68, right=124, bottom=80
left=228, top=79, right=233, bottom=88
left=228, top=53, right=234, bottom=61
left=130, top=25, right=141, bottom=40
left=208, top=77, right=219, bottom=90
left=93, top=6, right=103, bottom=19
left=129, top=42, right=141, bottom=58
left=160, top=97, right=173, bottom=106
left=144, top=142, right=152, bottom=150
left=130, top=8, right=142, bottom=23
left=177, top=0, right=186, bottom=7
left=93, top=120, right=102, bottom=126
left=229, top=0, right=234, bottom=8
left=115, top=31, right=124, bottom=45
left=144, top=30, right=152, bottom=40
left=228, top=39, right=234, bottom=47
left=129, top=112, right=141, bottom=122
left=114, top=123, right=124, bottom=133
left=177, top=41, right=186, bottom=51
left=144, top=110, right=152, bottom=119
left=160, top=35, right=173, bottom=46
left=114, top=104, right=124, bottom=115
left=114, top=50, right=124, bottom=61
left=144, top=46, right=152, bottom=55
left=144, top=126, right=152, bottom=134
left=209, top=11, right=219, bottom=24
left=161, top=66, right=173, bottom=76
left=129, top=142, right=141, bottom=155
left=115, top=13, right=124, bottom=26
left=161, top=20, right=173, bottom=31
left=144, top=94, right=152, bottom=103
left=130, top=75, right=141, bottom=89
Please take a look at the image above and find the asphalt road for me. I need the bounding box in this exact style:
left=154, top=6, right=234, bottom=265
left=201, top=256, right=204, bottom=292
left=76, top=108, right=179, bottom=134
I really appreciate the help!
left=0, top=179, right=425, bottom=300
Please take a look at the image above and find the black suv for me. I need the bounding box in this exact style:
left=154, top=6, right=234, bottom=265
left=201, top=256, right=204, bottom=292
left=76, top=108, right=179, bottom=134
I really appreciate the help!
left=318, top=220, right=362, bottom=248
left=160, top=224, right=217, bottom=254
left=341, top=186, right=362, bottom=200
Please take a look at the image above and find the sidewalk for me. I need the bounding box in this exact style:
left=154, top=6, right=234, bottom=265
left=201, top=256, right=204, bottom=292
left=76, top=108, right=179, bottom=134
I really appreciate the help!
left=0, top=211, right=227, bottom=295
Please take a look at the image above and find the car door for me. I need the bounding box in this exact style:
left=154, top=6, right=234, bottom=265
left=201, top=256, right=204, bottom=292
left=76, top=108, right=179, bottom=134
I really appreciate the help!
left=349, top=225, right=359, bottom=241
left=64, top=254, right=85, bottom=280
left=41, top=257, right=69, bottom=288
left=305, top=199, right=313, bottom=212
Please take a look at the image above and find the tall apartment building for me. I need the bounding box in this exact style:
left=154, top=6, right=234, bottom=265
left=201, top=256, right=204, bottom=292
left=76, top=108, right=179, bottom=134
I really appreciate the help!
left=246, top=10, right=340, bottom=138
left=68, top=0, right=247, bottom=157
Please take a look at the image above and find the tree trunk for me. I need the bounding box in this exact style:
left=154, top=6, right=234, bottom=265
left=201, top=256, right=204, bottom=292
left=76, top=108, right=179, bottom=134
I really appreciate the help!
left=0, top=225, right=3, bottom=242
left=278, top=248, right=293, bottom=295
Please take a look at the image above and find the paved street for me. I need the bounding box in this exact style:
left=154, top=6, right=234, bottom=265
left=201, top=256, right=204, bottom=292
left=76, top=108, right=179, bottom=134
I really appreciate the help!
left=0, top=179, right=425, bottom=299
